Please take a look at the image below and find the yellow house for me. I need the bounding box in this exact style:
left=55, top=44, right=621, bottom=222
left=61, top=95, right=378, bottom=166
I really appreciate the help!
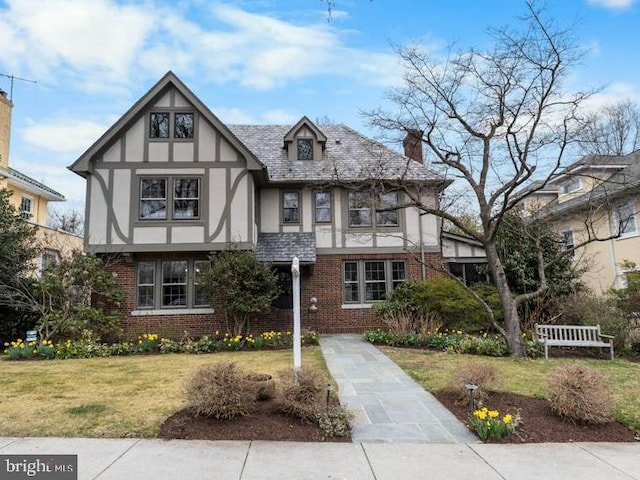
left=526, top=153, right=640, bottom=292
left=0, top=89, right=83, bottom=267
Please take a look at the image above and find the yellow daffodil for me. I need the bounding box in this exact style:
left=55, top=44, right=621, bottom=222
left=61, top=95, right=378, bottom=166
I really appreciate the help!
left=503, top=414, right=513, bottom=424
left=488, top=410, right=499, bottom=418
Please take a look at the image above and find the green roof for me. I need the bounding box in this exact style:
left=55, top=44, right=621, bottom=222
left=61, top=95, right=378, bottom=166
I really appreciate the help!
left=4, top=166, right=65, bottom=200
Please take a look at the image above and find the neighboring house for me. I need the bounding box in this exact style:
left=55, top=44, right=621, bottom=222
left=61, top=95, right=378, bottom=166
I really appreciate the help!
left=69, top=72, right=457, bottom=337
left=0, top=89, right=83, bottom=269
left=524, top=152, right=640, bottom=292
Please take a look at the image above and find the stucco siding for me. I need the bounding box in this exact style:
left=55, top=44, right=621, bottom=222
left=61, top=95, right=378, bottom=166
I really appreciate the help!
left=148, top=142, right=169, bottom=162
left=125, top=118, right=144, bottom=162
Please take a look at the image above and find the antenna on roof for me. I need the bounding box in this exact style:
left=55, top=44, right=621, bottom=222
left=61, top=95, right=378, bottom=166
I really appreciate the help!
left=0, top=73, right=37, bottom=101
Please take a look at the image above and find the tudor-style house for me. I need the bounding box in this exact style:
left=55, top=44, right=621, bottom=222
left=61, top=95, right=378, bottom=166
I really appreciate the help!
left=70, top=72, right=452, bottom=337
left=524, top=152, right=640, bottom=293
left=0, top=89, right=83, bottom=269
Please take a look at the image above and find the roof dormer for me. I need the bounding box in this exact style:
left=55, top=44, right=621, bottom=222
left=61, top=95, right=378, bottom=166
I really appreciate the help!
left=283, top=116, right=327, bottom=162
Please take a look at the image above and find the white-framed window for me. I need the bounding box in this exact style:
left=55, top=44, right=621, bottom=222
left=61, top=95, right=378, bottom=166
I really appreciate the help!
left=343, top=260, right=407, bottom=304
left=136, top=259, right=210, bottom=310
left=348, top=190, right=399, bottom=228
left=282, top=192, right=300, bottom=224
left=562, top=177, right=581, bottom=194
left=616, top=202, right=637, bottom=236
left=20, top=196, right=33, bottom=220
left=314, top=191, right=331, bottom=223
left=139, top=177, right=200, bottom=221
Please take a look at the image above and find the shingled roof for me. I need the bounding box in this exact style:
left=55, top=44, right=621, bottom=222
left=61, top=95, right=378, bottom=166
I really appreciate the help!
left=256, top=233, right=316, bottom=264
left=228, top=124, right=444, bottom=184
left=2, top=166, right=65, bottom=201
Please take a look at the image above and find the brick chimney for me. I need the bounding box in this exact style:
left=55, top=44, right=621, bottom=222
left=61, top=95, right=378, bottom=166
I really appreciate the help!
left=403, top=129, right=423, bottom=163
left=0, top=89, right=12, bottom=170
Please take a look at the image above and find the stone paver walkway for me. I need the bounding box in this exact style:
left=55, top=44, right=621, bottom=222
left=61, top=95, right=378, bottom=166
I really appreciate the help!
left=319, top=334, right=479, bottom=443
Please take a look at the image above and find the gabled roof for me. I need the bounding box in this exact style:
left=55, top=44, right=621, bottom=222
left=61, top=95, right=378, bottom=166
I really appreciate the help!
left=283, top=116, right=327, bottom=147
left=68, top=71, right=266, bottom=177
left=1, top=166, right=65, bottom=201
left=228, top=124, right=446, bottom=184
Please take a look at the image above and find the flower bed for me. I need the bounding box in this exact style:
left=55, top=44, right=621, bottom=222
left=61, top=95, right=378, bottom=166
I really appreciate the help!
left=363, top=328, right=543, bottom=357
left=3, top=330, right=319, bottom=361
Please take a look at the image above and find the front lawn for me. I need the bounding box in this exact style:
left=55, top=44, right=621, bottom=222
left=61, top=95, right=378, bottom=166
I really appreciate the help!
left=380, top=347, right=640, bottom=432
left=0, top=347, right=327, bottom=438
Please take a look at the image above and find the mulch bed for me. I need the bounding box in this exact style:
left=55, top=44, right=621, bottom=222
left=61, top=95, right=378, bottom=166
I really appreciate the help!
left=159, top=399, right=351, bottom=442
left=435, top=390, right=639, bottom=443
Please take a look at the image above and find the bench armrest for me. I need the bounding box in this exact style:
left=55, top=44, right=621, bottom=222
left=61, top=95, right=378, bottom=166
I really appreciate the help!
left=536, top=331, right=548, bottom=338
left=599, top=334, right=615, bottom=339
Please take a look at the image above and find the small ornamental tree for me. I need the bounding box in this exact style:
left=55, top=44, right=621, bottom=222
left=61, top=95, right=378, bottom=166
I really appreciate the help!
left=201, top=250, right=280, bottom=335
left=0, top=253, right=123, bottom=342
left=0, top=188, right=40, bottom=342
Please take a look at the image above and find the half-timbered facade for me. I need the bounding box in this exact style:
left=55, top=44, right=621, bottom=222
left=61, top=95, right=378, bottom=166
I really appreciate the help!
left=70, top=72, right=450, bottom=337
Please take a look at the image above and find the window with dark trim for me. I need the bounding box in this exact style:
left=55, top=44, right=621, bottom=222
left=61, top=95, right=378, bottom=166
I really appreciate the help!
left=175, top=113, right=194, bottom=138
left=343, top=260, right=407, bottom=304
left=297, top=138, right=313, bottom=161
left=314, top=191, right=331, bottom=223
left=140, top=178, right=167, bottom=220
left=348, top=190, right=399, bottom=228
left=283, top=192, right=300, bottom=223
left=377, top=192, right=399, bottom=226
left=136, top=259, right=210, bottom=310
left=139, top=177, right=200, bottom=221
left=173, top=178, right=200, bottom=219
left=149, top=112, right=170, bottom=138
left=137, top=261, right=155, bottom=308
left=348, top=191, right=371, bottom=227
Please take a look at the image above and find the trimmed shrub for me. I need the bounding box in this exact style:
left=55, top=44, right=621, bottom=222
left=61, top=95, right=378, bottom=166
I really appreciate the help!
left=277, top=368, right=325, bottom=421
left=448, top=361, right=498, bottom=406
left=184, top=362, right=255, bottom=419
left=547, top=364, right=614, bottom=424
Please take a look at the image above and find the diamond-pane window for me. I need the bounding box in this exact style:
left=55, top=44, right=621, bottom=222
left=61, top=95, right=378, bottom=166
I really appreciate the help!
left=297, top=139, right=313, bottom=160
left=149, top=112, right=169, bottom=138
left=175, top=113, right=194, bottom=138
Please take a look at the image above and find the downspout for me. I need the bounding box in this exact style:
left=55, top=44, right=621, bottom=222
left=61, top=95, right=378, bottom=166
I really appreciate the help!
left=606, top=208, right=619, bottom=289
left=418, top=211, right=426, bottom=280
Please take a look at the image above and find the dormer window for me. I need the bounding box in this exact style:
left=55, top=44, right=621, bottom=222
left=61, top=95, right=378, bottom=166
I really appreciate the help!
left=150, top=112, right=169, bottom=138
left=562, top=177, right=580, bottom=194
left=297, top=139, right=313, bottom=161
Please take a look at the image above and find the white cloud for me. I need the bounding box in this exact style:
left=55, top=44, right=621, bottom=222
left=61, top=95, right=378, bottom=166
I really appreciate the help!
left=20, top=118, right=109, bottom=154
left=261, top=109, right=299, bottom=124
left=0, top=1, right=401, bottom=93
left=582, top=82, right=640, bottom=113
left=587, top=0, right=636, bottom=9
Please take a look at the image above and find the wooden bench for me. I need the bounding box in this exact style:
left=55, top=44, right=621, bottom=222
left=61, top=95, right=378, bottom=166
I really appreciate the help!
left=535, top=324, right=615, bottom=360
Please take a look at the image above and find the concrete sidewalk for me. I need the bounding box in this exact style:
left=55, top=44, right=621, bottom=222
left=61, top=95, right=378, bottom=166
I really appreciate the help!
left=319, top=334, right=478, bottom=443
left=1, top=437, right=639, bottom=479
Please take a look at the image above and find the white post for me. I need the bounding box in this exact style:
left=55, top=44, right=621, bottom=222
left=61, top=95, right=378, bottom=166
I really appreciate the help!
left=291, top=256, right=301, bottom=374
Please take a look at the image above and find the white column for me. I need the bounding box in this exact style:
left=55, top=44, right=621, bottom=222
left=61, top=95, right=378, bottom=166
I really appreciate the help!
left=291, top=256, right=301, bottom=373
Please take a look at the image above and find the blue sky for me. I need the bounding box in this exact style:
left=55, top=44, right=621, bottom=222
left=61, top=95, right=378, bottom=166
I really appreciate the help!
left=0, top=0, right=639, bottom=210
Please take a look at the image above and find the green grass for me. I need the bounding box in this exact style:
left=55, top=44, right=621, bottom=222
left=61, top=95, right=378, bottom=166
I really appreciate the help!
left=0, top=347, right=327, bottom=438
left=380, top=346, right=640, bottom=432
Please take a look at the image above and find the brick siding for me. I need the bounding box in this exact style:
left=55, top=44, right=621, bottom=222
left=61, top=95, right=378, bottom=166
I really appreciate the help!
left=101, top=251, right=444, bottom=339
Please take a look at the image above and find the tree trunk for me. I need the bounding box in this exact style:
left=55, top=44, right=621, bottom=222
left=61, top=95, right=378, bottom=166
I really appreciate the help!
left=484, top=241, right=524, bottom=357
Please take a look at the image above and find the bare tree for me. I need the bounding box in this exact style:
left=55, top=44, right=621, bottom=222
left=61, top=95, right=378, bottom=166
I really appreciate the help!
left=363, top=2, right=608, bottom=356
left=578, top=99, right=640, bottom=156
left=48, top=207, right=84, bottom=236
